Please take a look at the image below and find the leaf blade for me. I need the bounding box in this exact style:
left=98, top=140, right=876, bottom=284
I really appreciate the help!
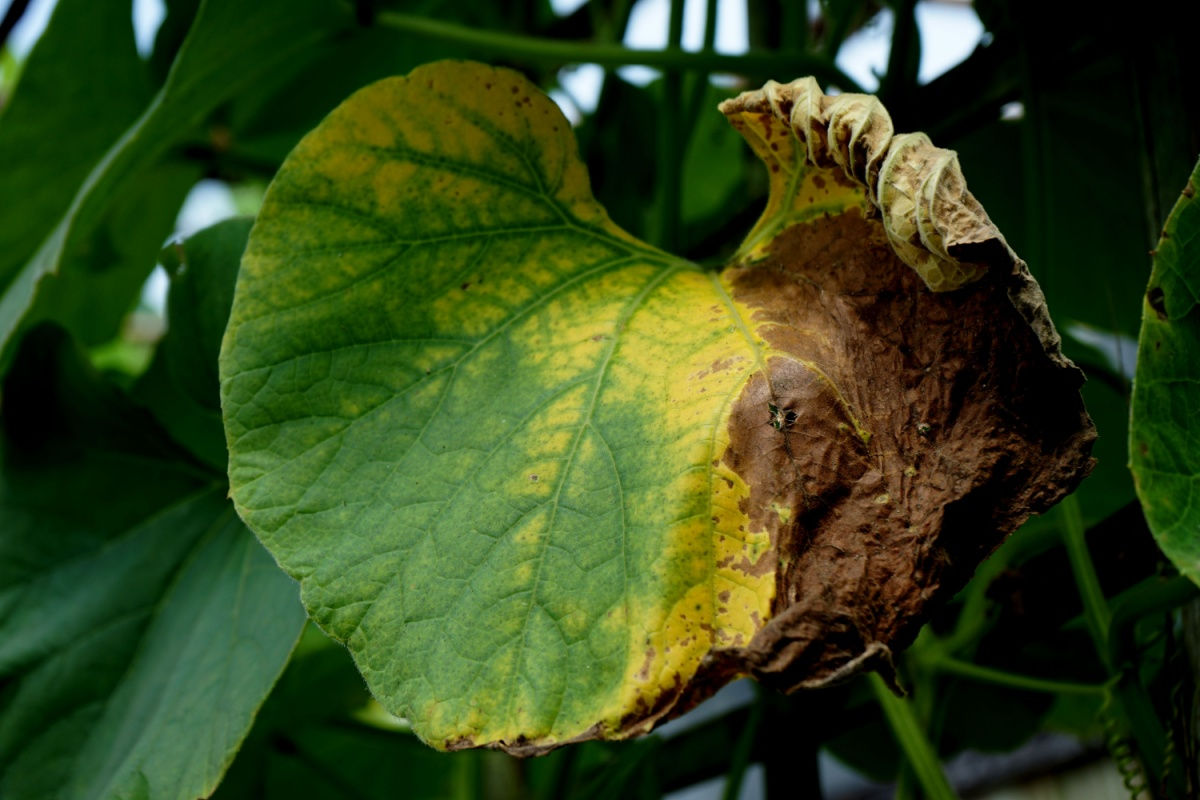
left=1131, top=157, right=1200, bottom=584
left=0, top=277, right=303, bottom=797
left=222, top=61, right=1095, bottom=753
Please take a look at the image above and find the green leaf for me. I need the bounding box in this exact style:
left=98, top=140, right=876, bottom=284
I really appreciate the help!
left=32, top=159, right=202, bottom=347
left=1131, top=156, right=1200, bottom=585
left=0, top=0, right=352, bottom=363
left=0, top=0, right=150, bottom=283
left=0, top=326, right=306, bottom=799
left=221, top=61, right=1094, bottom=752
left=134, top=217, right=253, bottom=471
left=214, top=626, right=488, bottom=800
left=0, top=0, right=186, bottom=348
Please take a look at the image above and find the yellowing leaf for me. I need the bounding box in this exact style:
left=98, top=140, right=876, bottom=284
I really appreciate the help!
left=220, top=61, right=1094, bottom=753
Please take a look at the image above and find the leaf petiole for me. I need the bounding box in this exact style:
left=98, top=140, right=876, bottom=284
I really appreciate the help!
left=868, top=673, right=959, bottom=800
left=930, top=655, right=1110, bottom=696
left=372, top=10, right=863, bottom=90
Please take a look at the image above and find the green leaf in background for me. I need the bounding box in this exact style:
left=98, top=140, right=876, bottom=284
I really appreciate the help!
left=0, top=0, right=352, bottom=363
left=1131, top=156, right=1200, bottom=585
left=214, top=626, right=506, bottom=800
left=0, top=237, right=305, bottom=797
left=226, top=22, right=469, bottom=170
left=134, top=217, right=253, bottom=471
left=0, top=0, right=200, bottom=349
left=0, top=0, right=149, bottom=284
left=33, top=160, right=201, bottom=347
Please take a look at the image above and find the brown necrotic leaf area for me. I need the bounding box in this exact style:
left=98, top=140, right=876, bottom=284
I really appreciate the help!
left=711, top=209, right=1095, bottom=691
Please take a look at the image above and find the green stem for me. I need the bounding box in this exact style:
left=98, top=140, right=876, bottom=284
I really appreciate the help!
left=934, top=656, right=1108, bottom=696
left=586, top=0, right=611, bottom=42
left=373, top=10, right=862, bottom=90
left=681, top=0, right=719, bottom=129
left=868, top=673, right=958, bottom=800
left=610, top=0, right=634, bottom=41
left=818, top=0, right=856, bottom=60
left=880, top=0, right=918, bottom=104
left=721, top=689, right=763, bottom=800
left=1059, top=495, right=1185, bottom=797
left=781, top=0, right=807, bottom=52
left=653, top=0, right=685, bottom=253
left=1109, top=575, right=1200, bottom=666
left=1059, top=494, right=1112, bottom=666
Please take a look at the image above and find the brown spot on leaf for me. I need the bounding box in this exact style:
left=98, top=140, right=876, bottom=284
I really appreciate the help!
left=1184, top=180, right=1196, bottom=199
left=715, top=209, right=1093, bottom=692
left=637, top=646, right=657, bottom=681
left=1148, top=286, right=1168, bottom=320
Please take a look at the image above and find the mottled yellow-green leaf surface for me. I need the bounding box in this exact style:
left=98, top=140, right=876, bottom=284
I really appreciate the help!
left=221, top=62, right=1094, bottom=753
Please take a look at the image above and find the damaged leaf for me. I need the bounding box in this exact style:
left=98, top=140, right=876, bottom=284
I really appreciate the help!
left=219, top=61, right=1094, bottom=753
left=1131, top=156, right=1200, bottom=585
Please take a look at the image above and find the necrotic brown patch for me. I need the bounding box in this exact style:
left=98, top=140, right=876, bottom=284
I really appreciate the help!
left=717, top=209, right=1094, bottom=691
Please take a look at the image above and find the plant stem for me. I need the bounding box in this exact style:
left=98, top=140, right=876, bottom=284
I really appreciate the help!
left=934, top=656, right=1108, bottom=696
left=781, top=0, right=807, bottom=52
left=681, top=0, right=719, bottom=129
left=653, top=0, right=685, bottom=253
left=721, top=689, right=763, bottom=800
left=1109, top=576, right=1200, bottom=665
left=868, top=673, right=959, bottom=800
left=373, top=11, right=863, bottom=90
left=1059, top=494, right=1186, bottom=797
left=1059, top=494, right=1113, bottom=665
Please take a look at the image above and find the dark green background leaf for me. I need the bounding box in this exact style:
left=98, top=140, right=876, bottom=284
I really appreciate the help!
left=0, top=209, right=306, bottom=799
left=134, top=217, right=253, bottom=471
left=0, top=0, right=352, bottom=363
left=0, top=325, right=305, bottom=800
left=1131, top=157, right=1200, bottom=585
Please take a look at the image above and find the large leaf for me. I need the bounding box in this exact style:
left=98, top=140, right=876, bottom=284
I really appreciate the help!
left=0, top=0, right=351, bottom=362
left=0, top=241, right=305, bottom=797
left=1131, top=156, right=1200, bottom=585
left=220, top=61, right=1094, bottom=753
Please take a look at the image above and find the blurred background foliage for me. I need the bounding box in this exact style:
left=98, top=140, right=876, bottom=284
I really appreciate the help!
left=3, top=0, right=1200, bottom=797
